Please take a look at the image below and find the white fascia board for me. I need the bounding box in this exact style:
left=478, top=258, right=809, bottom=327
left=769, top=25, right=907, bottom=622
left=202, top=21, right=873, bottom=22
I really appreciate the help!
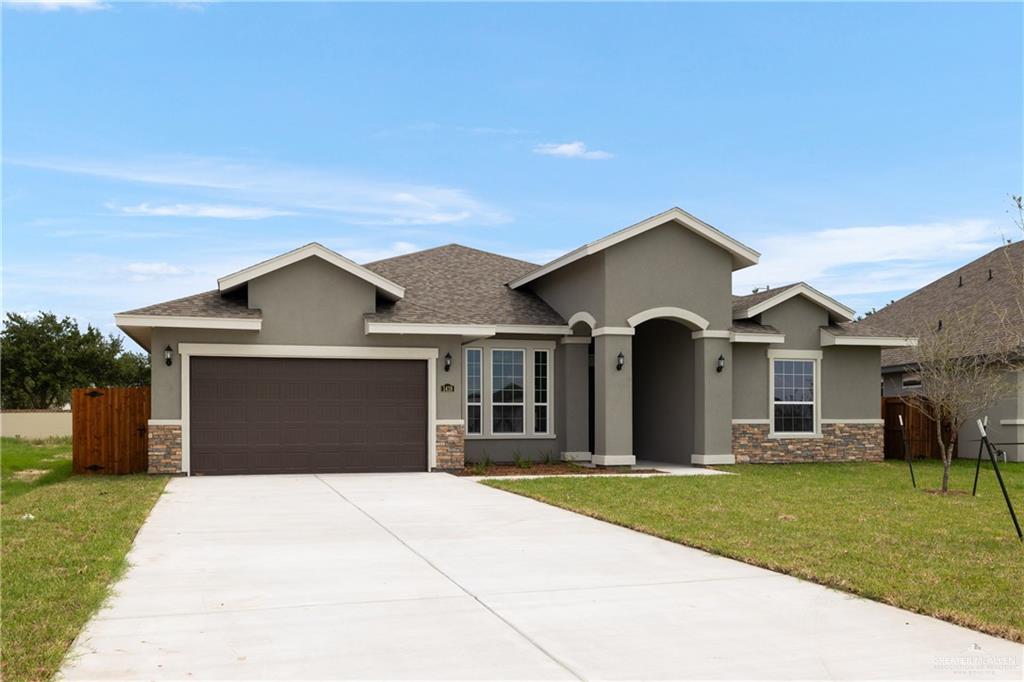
left=495, top=324, right=573, bottom=335
left=730, top=332, right=786, bottom=344
left=692, top=330, right=731, bottom=339
left=217, top=242, right=405, bottom=301
left=177, top=343, right=439, bottom=360
left=819, top=329, right=918, bottom=348
left=509, top=207, right=761, bottom=289
left=592, top=326, right=635, bottom=337
left=363, top=321, right=571, bottom=337
left=741, top=283, right=856, bottom=323
left=114, top=314, right=262, bottom=331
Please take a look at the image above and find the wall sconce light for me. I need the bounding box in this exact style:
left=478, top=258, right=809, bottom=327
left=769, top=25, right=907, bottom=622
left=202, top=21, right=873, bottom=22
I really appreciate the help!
left=444, top=352, right=452, bottom=372
left=164, top=345, right=174, bottom=367
left=716, top=354, right=725, bottom=373
left=616, top=351, right=625, bottom=371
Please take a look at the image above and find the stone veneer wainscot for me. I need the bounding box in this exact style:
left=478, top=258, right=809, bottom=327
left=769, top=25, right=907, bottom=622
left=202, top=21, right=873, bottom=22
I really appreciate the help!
left=148, top=423, right=182, bottom=474
left=435, top=423, right=465, bottom=470
left=733, top=422, right=883, bottom=463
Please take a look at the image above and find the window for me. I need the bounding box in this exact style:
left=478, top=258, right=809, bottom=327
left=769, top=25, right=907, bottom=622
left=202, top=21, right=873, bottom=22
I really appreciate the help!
left=901, top=373, right=922, bottom=389
left=772, top=359, right=815, bottom=434
left=465, top=348, right=482, bottom=435
left=491, top=349, right=524, bottom=434
left=534, top=350, right=549, bottom=434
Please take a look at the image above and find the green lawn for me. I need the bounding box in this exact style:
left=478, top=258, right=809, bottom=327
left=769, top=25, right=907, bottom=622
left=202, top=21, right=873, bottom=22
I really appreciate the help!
left=1, top=437, right=168, bottom=682
left=1, top=437, right=74, bottom=501
left=487, top=459, right=1024, bottom=643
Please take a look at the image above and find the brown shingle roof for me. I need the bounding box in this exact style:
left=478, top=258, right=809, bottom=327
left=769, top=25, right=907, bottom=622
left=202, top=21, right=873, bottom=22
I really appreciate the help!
left=858, top=242, right=1024, bottom=367
left=729, top=320, right=782, bottom=335
left=119, top=289, right=260, bottom=319
left=363, top=244, right=566, bottom=326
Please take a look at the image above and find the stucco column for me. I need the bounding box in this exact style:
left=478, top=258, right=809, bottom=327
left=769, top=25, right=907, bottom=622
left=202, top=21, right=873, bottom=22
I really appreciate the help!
left=560, top=339, right=592, bottom=461
left=693, top=336, right=734, bottom=465
left=593, top=333, right=635, bottom=466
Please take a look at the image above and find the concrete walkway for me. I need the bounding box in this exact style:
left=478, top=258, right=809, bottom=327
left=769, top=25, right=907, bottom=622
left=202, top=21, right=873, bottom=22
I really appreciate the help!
left=61, top=473, right=1022, bottom=680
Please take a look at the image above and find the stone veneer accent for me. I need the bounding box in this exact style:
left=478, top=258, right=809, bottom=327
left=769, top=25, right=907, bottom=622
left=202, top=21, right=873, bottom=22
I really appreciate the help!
left=435, top=423, right=465, bottom=470
left=733, top=422, right=883, bottom=463
left=148, top=423, right=183, bottom=474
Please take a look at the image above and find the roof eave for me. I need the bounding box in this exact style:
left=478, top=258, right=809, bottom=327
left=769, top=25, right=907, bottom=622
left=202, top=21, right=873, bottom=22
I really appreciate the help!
left=820, top=328, right=919, bottom=348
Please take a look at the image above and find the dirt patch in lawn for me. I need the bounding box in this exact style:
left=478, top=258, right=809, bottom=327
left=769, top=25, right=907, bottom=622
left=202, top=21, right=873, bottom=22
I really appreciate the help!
left=455, top=463, right=665, bottom=477
left=10, top=469, right=48, bottom=482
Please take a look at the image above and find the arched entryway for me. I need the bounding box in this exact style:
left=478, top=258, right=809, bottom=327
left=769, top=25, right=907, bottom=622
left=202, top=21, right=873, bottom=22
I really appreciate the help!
left=628, top=308, right=705, bottom=464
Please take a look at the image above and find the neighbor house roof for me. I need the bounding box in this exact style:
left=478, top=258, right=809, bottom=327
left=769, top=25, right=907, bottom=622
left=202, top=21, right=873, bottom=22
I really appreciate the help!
left=363, top=244, right=566, bottom=327
left=509, top=207, right=761, bottom=289
left=860, top=242, right=1024, bottom=367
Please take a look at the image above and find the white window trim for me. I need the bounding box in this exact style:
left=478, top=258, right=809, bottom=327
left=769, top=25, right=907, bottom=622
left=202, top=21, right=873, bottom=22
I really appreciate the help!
left=464, top=347, right=483, bottom=435
left=489, top=348, right=527, bottom=436
left=465, top=341, right=556, bottom=440
left=176, top=343, right=438, bottom=475
left=768, top=351, right=821, bottom=438
left=533, top=349, right=550, bottom=435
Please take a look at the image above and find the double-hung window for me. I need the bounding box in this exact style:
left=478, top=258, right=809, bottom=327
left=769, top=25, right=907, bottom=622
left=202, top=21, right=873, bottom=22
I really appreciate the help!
left=772, top=358, right=816, bottom=434
left=533, top=350, right=549, bottom=434
left=491, top=349, right=525, bottom=434
left=465, top=348, right=482, bottom=435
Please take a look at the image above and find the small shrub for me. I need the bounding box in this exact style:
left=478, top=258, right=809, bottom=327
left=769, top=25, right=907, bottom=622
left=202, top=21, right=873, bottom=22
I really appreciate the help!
left=513, top=452, right=532, bottom=469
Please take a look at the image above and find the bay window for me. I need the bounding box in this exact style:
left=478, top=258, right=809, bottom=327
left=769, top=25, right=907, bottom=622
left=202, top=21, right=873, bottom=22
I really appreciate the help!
left=491, top=349, right=525, bottom=434
left=465, top=348, right=482, bottom=435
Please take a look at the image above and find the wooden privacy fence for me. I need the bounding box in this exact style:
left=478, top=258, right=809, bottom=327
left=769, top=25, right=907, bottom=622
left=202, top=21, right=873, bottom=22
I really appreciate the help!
left=72, top=387, right=150, bottom=474
left=881, top=397, right=954, bottom=460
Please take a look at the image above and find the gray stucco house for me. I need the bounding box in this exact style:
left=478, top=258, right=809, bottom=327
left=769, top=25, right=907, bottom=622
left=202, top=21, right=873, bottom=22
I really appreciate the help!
left=116, top=208, right=915, bottom=475
left=872, top=242, right=1024, bottom=462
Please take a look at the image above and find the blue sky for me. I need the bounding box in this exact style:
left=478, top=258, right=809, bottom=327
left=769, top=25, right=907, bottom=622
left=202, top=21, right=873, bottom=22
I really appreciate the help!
left=3, top=1, right=1022, bottom=339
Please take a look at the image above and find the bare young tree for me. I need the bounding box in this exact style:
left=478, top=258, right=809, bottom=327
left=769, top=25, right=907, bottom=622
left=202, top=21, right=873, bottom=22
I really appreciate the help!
left=906, top=306, right=1014, bottom=492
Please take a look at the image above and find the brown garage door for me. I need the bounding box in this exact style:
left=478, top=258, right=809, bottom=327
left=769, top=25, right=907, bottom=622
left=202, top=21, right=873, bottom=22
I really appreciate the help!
left=190, top=357, right=427, bottom=475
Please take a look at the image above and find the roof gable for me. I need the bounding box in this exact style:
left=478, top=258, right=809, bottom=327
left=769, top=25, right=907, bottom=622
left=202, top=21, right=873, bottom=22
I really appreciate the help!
left=509, top=207, right=760, bottom=290
left=733, top=282, right=855, bottom=323
left=218, top=242, right=405, bottom=301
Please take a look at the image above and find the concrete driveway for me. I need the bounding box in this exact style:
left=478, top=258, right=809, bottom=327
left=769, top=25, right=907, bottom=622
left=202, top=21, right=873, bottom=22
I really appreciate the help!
left=62, top=473, right=1022, bottom=680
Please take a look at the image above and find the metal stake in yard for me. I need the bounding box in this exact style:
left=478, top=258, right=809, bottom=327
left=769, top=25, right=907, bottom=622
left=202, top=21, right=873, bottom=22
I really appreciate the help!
left=972, top=416, right=987, bottom=497
left=976, top=419, right=1023, bottom=542
left=898, top=414, right=915, bottom=488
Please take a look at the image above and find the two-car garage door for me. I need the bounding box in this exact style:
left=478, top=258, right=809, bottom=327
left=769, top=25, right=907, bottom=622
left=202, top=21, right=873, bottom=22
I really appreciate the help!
left=189, top=357, right=427, bottom=475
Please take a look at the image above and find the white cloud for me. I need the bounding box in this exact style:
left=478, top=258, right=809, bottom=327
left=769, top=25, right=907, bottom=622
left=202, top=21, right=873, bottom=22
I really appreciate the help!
left=112, top=202, right=292, bottom=220
left=4, top=0, right=110, bottom=11
left=733, top=219, right=1006, bottom=306
left=15, top=155, right=507, bottom=226
left=122, top=261, right=188, bottom=282
left=533, top=141, right=613, bottom=160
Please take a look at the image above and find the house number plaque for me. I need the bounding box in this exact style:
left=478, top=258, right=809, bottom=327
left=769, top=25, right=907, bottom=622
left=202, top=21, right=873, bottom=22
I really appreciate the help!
left=440, top=383, right=456, bottom=393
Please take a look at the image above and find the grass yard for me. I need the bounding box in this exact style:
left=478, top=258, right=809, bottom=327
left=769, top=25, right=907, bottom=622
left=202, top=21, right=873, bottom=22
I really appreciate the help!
left=1, top=437, right=74, bottom=501
left=487, top=459, right=1024, bottom=643
left=1, top=437, right=168, bottom=682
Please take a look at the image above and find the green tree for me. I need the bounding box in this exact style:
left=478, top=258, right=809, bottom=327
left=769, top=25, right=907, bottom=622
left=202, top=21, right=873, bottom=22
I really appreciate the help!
left=0, top=312, right=149, bottom=409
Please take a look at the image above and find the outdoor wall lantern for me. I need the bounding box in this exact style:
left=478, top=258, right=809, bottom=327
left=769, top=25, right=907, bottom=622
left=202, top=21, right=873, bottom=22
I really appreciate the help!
left=616, top=351, right=625, bottom=371
left=716, top=354, right=726, bottom=373
left=444, top=352, right=452, bottom=372
left=164, top=345, right=174, bottom=367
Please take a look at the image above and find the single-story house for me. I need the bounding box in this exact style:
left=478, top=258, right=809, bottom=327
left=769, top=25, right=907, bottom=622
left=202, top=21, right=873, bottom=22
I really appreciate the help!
left=869, top=242, right=1024, bottom=462
left=115, top=207, right=915, bottom=475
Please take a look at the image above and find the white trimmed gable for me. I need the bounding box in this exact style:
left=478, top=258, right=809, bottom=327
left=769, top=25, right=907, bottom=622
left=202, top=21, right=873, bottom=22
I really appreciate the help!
left=218, top=242, right=405, bottom=301
left=738, top=282, right=855, bottom=323
left=509, top=207, right=760, bottom=289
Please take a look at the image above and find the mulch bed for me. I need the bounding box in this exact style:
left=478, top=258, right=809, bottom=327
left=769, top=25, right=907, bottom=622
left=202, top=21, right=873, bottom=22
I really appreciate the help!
left=454, top=463, right=664, bottom=477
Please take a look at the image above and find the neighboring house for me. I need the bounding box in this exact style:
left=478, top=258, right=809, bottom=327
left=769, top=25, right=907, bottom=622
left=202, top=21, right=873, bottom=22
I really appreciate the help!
left=868, top=242, right=1024, bottom=462
left=115, top=207, right=914, bottom=475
